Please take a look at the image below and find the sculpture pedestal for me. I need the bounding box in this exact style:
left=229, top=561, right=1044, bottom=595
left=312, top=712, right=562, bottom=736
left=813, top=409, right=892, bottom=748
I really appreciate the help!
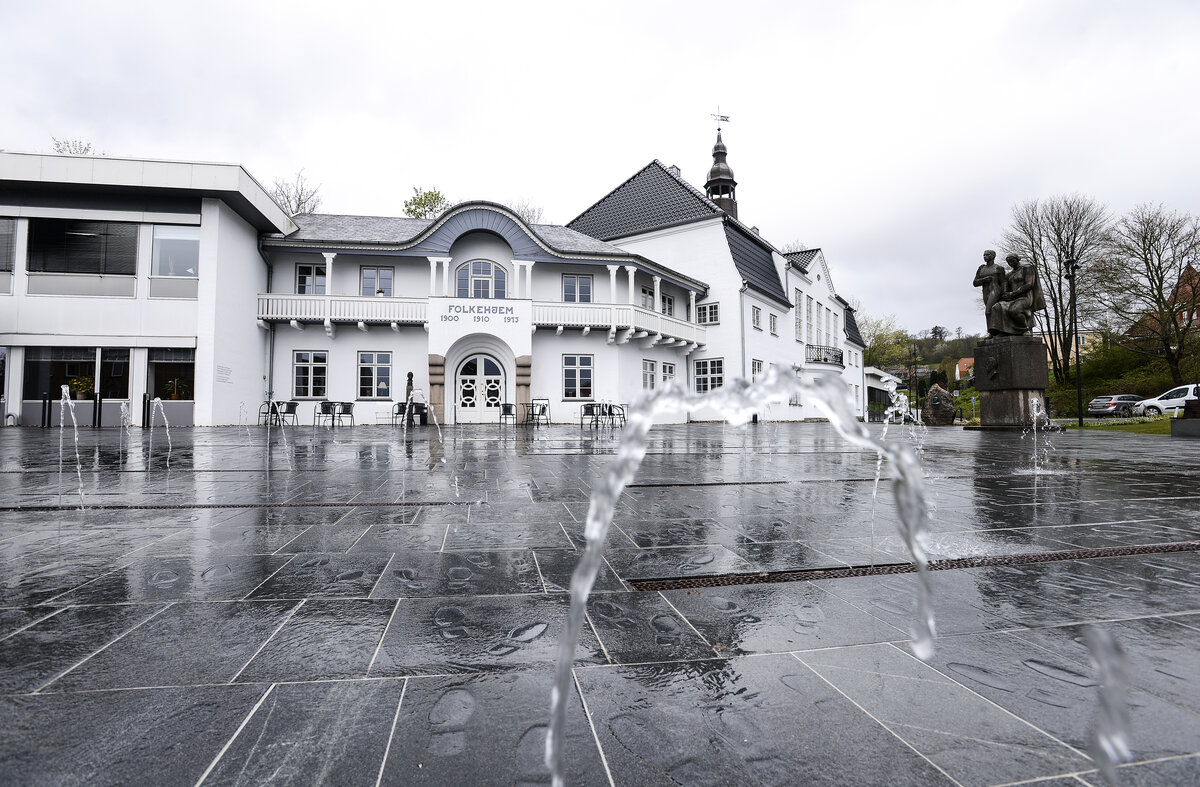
left=973, top=335, right=1049, bottom=429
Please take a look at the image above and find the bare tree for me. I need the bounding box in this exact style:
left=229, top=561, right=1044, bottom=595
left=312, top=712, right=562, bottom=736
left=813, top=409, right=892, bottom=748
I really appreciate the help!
left=271, top=170, right=323, bottom=216
left=1093, top=204, right=1200, bottom=384
left=51, top=137, right=95, bottom=154
left=1001, top=195, right=1110, bottom=384
left=506, top=197, right=544, bottom=225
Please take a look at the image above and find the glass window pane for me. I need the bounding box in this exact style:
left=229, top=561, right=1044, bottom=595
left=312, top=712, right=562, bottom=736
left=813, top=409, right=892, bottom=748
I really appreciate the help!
left=151, top=225, right=199, bottom=277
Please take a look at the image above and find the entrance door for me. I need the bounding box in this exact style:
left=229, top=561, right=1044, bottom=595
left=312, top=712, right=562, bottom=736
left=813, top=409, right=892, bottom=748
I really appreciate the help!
left=455, top=354, right=504, bottom=423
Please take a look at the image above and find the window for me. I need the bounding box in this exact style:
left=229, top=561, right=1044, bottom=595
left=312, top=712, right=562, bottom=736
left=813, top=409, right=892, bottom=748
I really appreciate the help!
left=0, top=218, right=16, bottom=272
left=297, top=264, right=326, bottom=294
left=661, top=294, right=675, bottom=316
left=149, top=348, right=195, bottom=400
left=751, top=306, right=762, bottom=330
left=806, top=296, right=814, bottom=343
left=662, top=362, right=676, bottom=383
left=23, top=346, right=95, bottom=399
left=358, top=352, right=391, bottom=398
left=563, top=355, right=592, bottom=399
left=695, top=358, right=723, bottom=393
left=294, top=351, right=328, bottom=398
left=640, top=287, right=655, bottom=310
left=563, top=274, right=593, bottom=303
left=27, top=219, right=137, bottom=275
left=769, top=314, right=778, bottom=335
left=751, top=359, right=763, bottom=381
left=456, top=260, right=507, bottom=299
left=642, top=360, right=656, bottom=390
left=697, top=303, right=720, bottom=324
left=361, top=267, right=394, bottom=297
left=825, top=307, right=832, bottom=345
left=794, top=289, right=803, bottom=341
left=151, top=226, right=199, bottom=277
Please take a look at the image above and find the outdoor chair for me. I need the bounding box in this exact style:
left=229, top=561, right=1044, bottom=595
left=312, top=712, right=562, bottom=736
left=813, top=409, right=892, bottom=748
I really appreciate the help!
left=530, top=398, right=551, bottom=427
left=278, top=400, right=299, bottom=425
left=335, top=401, right=355, bottom=426
left=500, top=403, right=517, bottom=425
left=607, top=403, right=627, bottom=428
left=314, top=401, right=336, bottom=427
left=580, top=402, right=602, bottom=429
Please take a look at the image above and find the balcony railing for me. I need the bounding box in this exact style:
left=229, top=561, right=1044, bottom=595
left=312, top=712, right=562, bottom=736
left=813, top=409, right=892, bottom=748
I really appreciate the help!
left=257, top=294, right=706, bottom=344
left=805, top=344, right=844, bottom=366
left=531, top=302, right=705, bottom=344
left=257, top=294, right=427, bottom=324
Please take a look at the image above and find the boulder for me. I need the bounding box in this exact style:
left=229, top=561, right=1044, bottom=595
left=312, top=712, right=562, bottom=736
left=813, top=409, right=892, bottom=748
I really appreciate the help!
left=924, top=384, right=958, bottom=426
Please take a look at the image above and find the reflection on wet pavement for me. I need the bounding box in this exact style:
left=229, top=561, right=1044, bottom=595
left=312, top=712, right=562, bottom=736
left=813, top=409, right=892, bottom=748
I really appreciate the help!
left=0, top=423, right=1197, bottom=783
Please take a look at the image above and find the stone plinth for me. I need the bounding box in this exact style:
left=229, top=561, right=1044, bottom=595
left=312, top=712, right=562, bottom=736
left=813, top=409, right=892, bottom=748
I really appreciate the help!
left=974, top=335, right=1048, bottom=428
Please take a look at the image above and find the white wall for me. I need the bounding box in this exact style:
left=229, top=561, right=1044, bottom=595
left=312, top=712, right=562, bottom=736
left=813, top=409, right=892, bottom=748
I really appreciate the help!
left=196, top=200, right=268, bottom=425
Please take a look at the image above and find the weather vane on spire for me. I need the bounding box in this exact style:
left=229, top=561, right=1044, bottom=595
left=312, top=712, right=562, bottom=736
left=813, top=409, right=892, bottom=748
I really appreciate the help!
left=711, top=106, right=730, bottom=130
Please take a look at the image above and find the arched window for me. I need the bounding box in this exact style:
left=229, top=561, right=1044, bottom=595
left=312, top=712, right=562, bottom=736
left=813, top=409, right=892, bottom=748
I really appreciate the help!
left=455, top=260, right=507, bottom=299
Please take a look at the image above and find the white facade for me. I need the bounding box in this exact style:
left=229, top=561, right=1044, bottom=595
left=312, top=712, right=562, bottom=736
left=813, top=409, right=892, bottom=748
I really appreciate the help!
left=2, top=150, right=868, bottom=427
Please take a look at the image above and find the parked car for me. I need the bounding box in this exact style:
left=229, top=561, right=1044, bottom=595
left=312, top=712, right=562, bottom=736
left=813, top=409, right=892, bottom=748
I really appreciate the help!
left=1132, top=384, right=1199, bottom=416
left=1086, top=394, right=1144, bottom=418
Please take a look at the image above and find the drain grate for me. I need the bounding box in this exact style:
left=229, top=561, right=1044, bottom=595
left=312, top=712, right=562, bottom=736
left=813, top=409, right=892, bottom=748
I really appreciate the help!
left=628, top=541, right=1200, bottom=591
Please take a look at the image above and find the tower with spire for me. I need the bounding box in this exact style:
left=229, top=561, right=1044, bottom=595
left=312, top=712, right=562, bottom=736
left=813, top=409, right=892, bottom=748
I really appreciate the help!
left=704, top=127, right=738, bottom=219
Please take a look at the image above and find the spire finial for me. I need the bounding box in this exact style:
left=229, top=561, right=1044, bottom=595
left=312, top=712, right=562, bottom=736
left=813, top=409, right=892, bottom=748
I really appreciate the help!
left=711, top=105, right=730, bottom=131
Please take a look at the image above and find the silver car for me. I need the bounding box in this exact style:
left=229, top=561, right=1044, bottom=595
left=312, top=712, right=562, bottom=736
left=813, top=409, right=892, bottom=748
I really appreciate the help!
left=1087, top=394, right=1143, bottom=418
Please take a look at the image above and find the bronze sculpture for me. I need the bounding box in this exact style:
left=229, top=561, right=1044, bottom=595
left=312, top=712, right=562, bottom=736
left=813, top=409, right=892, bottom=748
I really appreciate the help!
left=993, top=253, right=1045, bottom=335
left=972, top=250, right=1007, bottom=336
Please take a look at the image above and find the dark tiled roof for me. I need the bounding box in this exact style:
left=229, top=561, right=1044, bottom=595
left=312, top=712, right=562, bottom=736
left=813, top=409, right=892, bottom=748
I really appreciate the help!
left=844, top=308, right=865, bottom=348
left=276, top=214, right=432, bottom=243
left=784, top=248, right=819, bottom=272
left=268, top=211, right=630, bottom=256
left=567, top=160, right=722, bottom=240
left=724, top=224, right=789, bottom=306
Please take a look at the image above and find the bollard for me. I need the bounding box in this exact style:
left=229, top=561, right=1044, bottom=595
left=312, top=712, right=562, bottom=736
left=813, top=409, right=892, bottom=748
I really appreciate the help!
left=93, top=393, right=103, bottom=428
left=41, top=393, right=50, bottom=428
left=142, top=393, right=150, bottom=428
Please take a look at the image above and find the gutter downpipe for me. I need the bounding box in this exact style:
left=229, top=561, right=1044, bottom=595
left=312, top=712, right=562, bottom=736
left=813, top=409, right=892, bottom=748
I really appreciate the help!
left=258, top=240, right=276, bottom=401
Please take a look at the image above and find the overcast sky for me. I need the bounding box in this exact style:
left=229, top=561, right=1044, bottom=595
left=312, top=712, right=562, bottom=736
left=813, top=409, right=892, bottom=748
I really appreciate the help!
left=5, top=1, right=1198, bottom=334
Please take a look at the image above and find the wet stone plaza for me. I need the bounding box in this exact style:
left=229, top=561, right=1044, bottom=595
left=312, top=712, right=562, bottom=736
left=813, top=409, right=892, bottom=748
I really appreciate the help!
left=1, top=421, right=1198, bottom=786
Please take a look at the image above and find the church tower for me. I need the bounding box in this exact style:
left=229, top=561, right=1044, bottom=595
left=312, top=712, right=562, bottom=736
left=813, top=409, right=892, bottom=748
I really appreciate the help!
left=704, top=128, right=738, bottom=219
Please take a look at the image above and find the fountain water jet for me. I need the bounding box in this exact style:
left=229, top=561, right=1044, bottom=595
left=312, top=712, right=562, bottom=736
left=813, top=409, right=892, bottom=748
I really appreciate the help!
left=545, top=366, right=933, bottom=786
left=57, top=385, right=85, bottom=509
left=149, top=396, right=172, bottom=469
left=1085, top=626, right=1131, bottom=784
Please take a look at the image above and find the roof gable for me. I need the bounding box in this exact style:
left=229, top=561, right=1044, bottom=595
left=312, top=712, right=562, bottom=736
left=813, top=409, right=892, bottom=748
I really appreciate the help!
left=724, top=223, right=789, bottom=306
left=843, top=308, right=865, bottom=348
left=567, top=160, right=721, bottom=241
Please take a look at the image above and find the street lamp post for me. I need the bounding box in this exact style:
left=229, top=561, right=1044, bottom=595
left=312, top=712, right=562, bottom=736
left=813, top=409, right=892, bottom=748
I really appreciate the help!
left=1064, top=259, right=1082, bottom=427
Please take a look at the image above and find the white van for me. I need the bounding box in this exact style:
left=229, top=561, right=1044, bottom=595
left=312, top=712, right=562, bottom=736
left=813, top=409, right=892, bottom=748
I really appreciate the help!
left=1133, top=384, right=1199, bottom=416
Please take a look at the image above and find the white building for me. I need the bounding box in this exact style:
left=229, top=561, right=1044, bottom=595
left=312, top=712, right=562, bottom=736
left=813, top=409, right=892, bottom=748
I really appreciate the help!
left=1, top=134, right=867, bottom=427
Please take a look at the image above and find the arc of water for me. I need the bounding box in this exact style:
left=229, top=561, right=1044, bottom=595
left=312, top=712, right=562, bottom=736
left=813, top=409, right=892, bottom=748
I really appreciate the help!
left=545, top=366, right=932, bottom=786
left=57, top=386, right=85, bottom=509
left=150, top=397, right=172, bottom=470
left=1085, top=626, right=1131, bottom=784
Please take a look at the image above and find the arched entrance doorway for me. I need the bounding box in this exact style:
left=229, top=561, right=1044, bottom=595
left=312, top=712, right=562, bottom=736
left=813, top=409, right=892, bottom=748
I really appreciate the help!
left=455, top=353, right=504, bottom=423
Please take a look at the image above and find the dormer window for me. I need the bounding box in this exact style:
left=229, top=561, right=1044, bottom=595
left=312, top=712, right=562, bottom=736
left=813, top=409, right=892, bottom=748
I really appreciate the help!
left=456, top=260, right=507, bottom=299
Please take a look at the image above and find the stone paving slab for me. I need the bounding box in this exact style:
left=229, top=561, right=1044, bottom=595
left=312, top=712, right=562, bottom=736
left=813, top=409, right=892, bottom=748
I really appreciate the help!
left=0, top=422, right=1198, bottom=784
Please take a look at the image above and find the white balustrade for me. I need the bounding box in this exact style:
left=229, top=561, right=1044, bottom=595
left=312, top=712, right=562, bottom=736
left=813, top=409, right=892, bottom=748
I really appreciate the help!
left=257, top=295, right=704, bottom=343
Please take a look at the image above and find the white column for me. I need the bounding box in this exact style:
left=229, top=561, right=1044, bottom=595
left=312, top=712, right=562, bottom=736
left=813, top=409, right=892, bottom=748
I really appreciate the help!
left=624, top=265, right=636, bottom=305
left=653, top=276, right=661, bottom=314
left=321, top=252, right=336, bottom=295
left=689, top=290, right=697, bottom=322
left=523, top=261, right=535, bottom=299
left=427, top=257, right=452, bottom=296
left=607, top=265, right=619, bottom=302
